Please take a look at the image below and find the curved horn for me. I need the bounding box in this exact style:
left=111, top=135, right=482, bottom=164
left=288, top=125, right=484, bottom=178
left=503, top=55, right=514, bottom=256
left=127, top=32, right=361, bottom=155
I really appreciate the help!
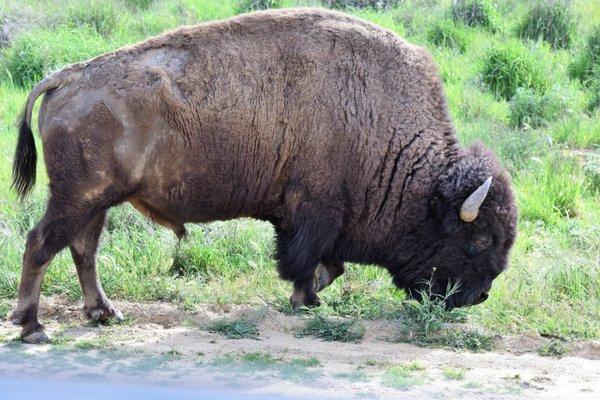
left=460, top=176, right=492, bottom=222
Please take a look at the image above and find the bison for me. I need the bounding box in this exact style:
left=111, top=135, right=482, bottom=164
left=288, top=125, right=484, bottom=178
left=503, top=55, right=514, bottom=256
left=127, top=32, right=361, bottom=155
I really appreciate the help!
left=10, top=8, right=517, bottom=343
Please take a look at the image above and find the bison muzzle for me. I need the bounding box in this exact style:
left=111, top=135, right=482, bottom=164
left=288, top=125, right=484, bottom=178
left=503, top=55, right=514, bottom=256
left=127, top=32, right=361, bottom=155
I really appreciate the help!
left=10, top=8, right=517, bottom=343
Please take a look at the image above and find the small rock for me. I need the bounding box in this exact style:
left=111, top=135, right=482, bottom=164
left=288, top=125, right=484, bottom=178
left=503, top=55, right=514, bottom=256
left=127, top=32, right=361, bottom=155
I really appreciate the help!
left=523, top=330, right=541, bottom=339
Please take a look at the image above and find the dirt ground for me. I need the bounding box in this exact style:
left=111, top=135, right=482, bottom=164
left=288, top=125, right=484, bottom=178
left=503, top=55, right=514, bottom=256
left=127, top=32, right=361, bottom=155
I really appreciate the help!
left=1, top=296, right=599, bottom=399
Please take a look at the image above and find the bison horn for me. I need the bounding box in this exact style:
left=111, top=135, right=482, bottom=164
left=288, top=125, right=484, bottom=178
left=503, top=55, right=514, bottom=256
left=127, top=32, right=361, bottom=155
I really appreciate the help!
left=460, top=176, right=492, bottom=222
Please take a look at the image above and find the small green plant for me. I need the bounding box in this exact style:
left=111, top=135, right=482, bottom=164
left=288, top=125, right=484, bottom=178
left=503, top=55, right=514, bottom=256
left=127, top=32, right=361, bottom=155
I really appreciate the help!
left=443, top=367, right=466, bottom=380
left=205, top=318, right=259, bottom=339
left=516, top=0, right=575, bottom=50
left=481, top=42, right=547, bottom=100
left=290, top=357, right=321, bottom=367
left=538, top=340, right=570, bottom=357
left=298, top=315, right=365, bottom=342
left=427, top=19, right=468, bottom=53
left=450, top=0, right=498, bottom=31
left=383, top=362, right=426, bottom=390
left=509, top=87, right=566, bottom=128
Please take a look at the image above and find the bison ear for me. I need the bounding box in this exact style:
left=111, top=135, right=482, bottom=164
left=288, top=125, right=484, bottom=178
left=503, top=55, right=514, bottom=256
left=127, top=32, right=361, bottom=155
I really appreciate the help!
left=430, top=193, right=449, bottom=222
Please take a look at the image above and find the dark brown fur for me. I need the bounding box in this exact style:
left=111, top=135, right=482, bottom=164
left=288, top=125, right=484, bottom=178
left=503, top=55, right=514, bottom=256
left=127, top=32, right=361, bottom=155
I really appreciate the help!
left=11, top=9, right=517, bottom=342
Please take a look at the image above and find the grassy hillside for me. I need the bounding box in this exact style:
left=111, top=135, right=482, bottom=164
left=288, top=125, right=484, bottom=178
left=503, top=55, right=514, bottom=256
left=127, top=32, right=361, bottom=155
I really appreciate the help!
left=0, top=0, right=598, bottom=339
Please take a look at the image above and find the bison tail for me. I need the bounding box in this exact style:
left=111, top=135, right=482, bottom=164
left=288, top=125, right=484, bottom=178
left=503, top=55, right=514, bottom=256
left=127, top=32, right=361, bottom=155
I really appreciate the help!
left=12, top=74, right=63, bottom=200
left=12, top=112, right=37, bottom=199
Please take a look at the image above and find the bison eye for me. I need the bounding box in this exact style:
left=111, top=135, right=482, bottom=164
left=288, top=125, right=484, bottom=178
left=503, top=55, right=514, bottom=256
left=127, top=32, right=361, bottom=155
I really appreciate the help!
left=466, top=234, right=492, bottom=255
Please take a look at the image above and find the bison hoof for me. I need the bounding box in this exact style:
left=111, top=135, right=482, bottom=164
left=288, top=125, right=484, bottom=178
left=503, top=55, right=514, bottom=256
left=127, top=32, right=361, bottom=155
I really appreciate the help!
left=22, top=330, right=50, bottom=344
left=85, top=302, right=124, bottom=324
left=290, top=291, right=321, bottom=312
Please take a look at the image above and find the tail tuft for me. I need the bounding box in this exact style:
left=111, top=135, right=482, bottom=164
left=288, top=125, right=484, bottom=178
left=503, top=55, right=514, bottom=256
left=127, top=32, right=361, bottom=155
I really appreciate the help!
left=12, top=111, right=37, bottom=200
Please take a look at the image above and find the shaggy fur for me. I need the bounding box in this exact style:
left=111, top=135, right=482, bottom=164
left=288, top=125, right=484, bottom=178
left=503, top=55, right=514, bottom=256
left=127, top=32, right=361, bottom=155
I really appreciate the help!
left=11, top=8, right=517, bottom=342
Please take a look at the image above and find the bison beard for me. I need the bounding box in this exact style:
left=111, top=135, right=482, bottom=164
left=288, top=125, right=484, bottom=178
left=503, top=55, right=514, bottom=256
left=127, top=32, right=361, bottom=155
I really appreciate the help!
left=10, top=8, right=517, bottom=343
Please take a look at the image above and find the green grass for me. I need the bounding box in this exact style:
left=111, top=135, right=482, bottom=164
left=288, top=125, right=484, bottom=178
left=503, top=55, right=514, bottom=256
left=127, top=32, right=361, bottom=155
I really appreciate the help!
left=0, top=0, right=599, bottom=343
left=537, top=339, right=571, bottom=357
left=383, top=362, right=426, bottom=390
left=392, top=283, right=495, bottom=351
left=298, top=315, right=366, bottom=342
left=204, top=318, right=260, bottom=339
left=443, top=367, right=466, bottom=380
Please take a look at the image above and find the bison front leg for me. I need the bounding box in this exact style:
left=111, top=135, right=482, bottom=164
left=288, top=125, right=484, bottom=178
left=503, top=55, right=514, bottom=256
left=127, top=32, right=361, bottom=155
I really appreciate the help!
left=69, top=211, right=123, bottom=324
left=275, top=204, right=342, bottom=311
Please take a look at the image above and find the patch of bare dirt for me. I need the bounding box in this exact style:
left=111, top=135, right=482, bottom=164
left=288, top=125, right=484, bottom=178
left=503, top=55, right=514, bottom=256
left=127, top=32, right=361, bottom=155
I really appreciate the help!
left=1, top=296, right=599, bottom=400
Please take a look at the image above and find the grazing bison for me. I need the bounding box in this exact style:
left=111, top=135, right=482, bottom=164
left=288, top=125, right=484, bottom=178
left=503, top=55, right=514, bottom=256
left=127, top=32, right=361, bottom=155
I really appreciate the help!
left=10, top=8, right=517, bottom=343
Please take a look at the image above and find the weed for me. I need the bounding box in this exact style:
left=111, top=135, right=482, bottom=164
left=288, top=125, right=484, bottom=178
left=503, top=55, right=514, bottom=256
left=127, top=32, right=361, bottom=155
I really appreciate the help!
left=427, top=19, right=468, bottom=53
left=516, top=0, right=574, bottom=50
left=205, top=318, right=259, bottom=339
left=298, top=315, right=365, bottom=342
left=450, top=0, right=498, bottom=30
left=443, top=367, right=466, bottom=380
left=538, top=340, right=570, bottom=357
left=383, top=362, right=426, bottom=390
left=481, top=42, right=547, bottom=99
left=392, top=282, right=494, bottom=351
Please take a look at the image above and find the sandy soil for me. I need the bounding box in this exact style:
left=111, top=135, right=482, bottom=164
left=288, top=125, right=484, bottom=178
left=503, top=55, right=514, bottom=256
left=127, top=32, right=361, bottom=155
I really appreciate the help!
left=1, top=296, right=599, bottom=399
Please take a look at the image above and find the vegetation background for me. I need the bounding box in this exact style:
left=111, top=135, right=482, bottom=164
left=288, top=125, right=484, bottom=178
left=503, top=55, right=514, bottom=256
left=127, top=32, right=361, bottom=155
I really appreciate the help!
left=0, top=0, right=598, bottom=340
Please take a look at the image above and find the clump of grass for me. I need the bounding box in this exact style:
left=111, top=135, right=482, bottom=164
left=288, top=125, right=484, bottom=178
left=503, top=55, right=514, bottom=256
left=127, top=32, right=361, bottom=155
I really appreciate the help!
left=427, top=19, right=468, bottom=53
left=1, top=26, right=108, bottom=87
left=443, top=367, right=466, bottom=380
left=392, top=282, right=494, bottom=352
left=324, top=0, right=399, bottom=10
left=481, top=42, right=547, bottom=100
left=537, top=339, right=570, bottom=357
left=383, top=362, right=426, bottom=390
left=205, top=318, right=259, bottom=339
left=64, top=0, right=120, bottom=37
left=450, top=0, right=498, bottom=31
left=569, top=27, right=600, bottom=86
left=298, top=315, right=365, bottom=342
left=516, top=0, right=574, bottom=50
left=509, top=87, right=567, bottom=128
left=240, top=352, right=279, bottom=366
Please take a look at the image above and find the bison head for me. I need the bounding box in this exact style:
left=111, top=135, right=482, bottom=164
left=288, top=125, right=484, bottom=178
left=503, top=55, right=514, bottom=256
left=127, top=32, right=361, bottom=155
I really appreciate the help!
left=392, top=143, right=517, bottom=309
